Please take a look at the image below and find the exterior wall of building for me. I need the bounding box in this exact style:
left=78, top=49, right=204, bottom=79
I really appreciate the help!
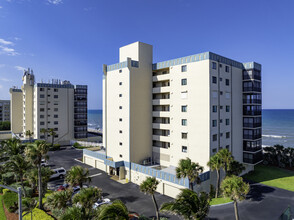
left=0, top=100, right=10, bottom=122
left=10, top=90, right=23, bottom=134
left=22, top=74, right=34, bottom=135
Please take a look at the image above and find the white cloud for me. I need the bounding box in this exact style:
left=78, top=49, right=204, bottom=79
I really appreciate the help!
left=0, top=38, right=13, bottom=45
left=0, top=45, right=19, bottom=56
left=48, top=0, right=62, bottom=5
left=15, top=66, right=26, bottom=71
left=14, top=37, right=21, bottom=41
left=0, top=78, right=12, bottom=82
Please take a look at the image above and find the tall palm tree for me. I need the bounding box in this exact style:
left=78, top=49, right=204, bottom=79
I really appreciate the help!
left=22, top=198, right=37, bottom=220
left=5, top=154, right=32, bottom=197
left=139, top=177, right=160, bottom=220
left=218, top=149, right=233, bottom=175
left=40, top=128, right=47, bottom=140
left=227, top=160, right=245, bottom=176
left=98, top=199, right=129, bottom=220
left=176, top=157, right=204, bottom=191
left=48, top=128, right=56, bottom=146
left=65, top=165, right=91, bottom=188
left=46, top=189, right=73, bottom=211
left=60, top=206, right=84, bottom=220
left=207, top=154, right=222, bottom=198
left=0, top=138, right=24, bottom=162
left=25, top=140, right=49, bottom=210
left=72, top=187, right=102, bottom=219
left=25, top=130, right=34, bottom=142
left=221, top=175, right=250, bottom=220
left=160, top=189, right=210, bottom=220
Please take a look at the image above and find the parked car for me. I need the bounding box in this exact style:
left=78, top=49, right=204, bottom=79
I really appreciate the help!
left=57, top=183, right=69, bottom=191
left=128, top=213, right=140, bottom=220
left=41, top=159, right=48, bottom=167
left=50, top=167, right=66, bottom=179
left=93, top=198, right=111, bottom=209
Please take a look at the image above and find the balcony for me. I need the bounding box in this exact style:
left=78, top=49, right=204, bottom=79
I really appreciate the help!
left=152, top=99, right=170, bottom=105
left=152, top=135, right=170, bottom=142
left=243, top=122, right=262, bottom=128
left=152, top=87, right=170, bottom=94
left=243, top=151, right=263, bottom=164
left=243, top=70, right=261, bottom=81
left=153, top=74, right=170, bottom=82
left=243, top=134, right=262, bottom=140
left=243, top=110, right=262, bottom=116
left=243, top=87, right=261, bottom=92
left=152, top=123, right=170, bottom=130
left=243, top=99, right=262, bottom=104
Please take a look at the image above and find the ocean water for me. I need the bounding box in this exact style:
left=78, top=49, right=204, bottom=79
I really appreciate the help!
left=88, top=109, right=294, bottom=148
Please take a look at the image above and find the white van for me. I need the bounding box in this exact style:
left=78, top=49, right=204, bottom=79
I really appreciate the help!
left=50, top=167, right=66, bottom=179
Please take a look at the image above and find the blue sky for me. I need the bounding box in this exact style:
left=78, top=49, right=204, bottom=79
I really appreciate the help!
left=0, top=0, right=293, bottom=109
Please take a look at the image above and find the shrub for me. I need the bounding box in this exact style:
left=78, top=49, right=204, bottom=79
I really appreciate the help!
left=209, top=184, right=216, bottom=199
left=10, top=183, right=33, bottom=197
left=3, top=189, right=10, bottom=195
left=0, top=195, right=6, bottom=220
left=2, top=172, right=15, bottom=185
left=3, top=191, right=18, bottom=212
left=23, top=208, right=54, bottom=220
left=50, top=144, right=61, bottom=151
left=73, top=142, right=81, bottom=148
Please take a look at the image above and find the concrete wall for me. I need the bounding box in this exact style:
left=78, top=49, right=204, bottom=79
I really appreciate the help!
left=10, top=91, right=23, bottom=134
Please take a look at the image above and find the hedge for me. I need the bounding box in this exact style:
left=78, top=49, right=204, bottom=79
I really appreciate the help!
left=0, top=195, right=7, bottom=220
left=50, top=144, right=61, bottom=151
left=3, top=191, right=18, bottom=212
left=23, top=208, right=54, bottom=220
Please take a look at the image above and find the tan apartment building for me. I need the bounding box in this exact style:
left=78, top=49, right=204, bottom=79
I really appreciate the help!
left=83, top=42, right=262, bottom=198
left=10, top=68, right=88, bottom=144
left=0, top=100, right=10, bottom=122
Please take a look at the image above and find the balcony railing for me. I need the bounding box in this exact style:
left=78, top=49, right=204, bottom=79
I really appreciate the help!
left=243, top=145, right=262, bottom=152
left=243, top=87, right=261, bottom=92
left=243, top=123, right=262, bottom=128
left=243, top=134, right=262, bottom=140
left=243, top=99, right=262, bottom=104
left=243, top=110, right=261, bottom=116
left=243, top=151, right=263, bottom=164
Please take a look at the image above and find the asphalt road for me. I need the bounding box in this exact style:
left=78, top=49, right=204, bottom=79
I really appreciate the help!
left=48, top=148, right=294, bottom=220
left=47, top=147, right=179, bottom=220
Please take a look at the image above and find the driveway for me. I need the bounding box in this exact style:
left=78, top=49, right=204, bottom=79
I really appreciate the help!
left=47, top=147, right=179, bottom=219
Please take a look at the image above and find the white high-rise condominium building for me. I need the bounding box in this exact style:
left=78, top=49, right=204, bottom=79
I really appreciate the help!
left=0, top=100, right=10, bottom=122
left=83, top=42, right=262, bottom=198
left=10, top=69, right=88, bottom=144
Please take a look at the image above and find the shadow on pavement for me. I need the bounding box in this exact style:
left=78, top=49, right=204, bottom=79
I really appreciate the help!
left=113, top=195, right=138, bottom=203
left=246, top=183, right=275, bottom=202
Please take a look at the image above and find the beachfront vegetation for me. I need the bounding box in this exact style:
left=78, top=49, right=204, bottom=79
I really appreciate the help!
left=0, top=121, right=10, bottom=131
left=263, top=144, right=294, bottom=168
left=244, top=164, right=294, bottom=192
left=65, top=165, right=91, bottom=188
left=221, top=175, right=250, bottom=220
left=207, top=154, right=222, bottom=198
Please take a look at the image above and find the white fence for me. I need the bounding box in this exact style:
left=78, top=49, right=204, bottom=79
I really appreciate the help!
left=70, top=140, right=103, bottom=147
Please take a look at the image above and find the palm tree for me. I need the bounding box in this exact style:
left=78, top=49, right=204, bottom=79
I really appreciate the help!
left=40, top=128, right=47, bottom=140
left=25, top=140, right=49, bottom=210
left=0, top=138, right=24, bottom=162
left=22, top=198, right=37, bottom=220
left=5, top=154, right=32, bottom=197
left=72, top=187, right=102, bottom=219
left=139, top=177, right=160, bottom=220
left=227, top=160, right=245, bottom=176
left=221, top=175, right=250, bottom=220
left=160, top=189, right=210, bottom=220
left=65, top=165, right=91, bottom=188
left=46, top=189, right=73, bottom=211
left=218, top=149, right=233, bottom=175
left=207, top=154, right=222, bottom=198
left=25, top=130, right=34, bottom=142
left=60, top=206, right=84, bottom=220
left=98, top=199, right=129, bottom=220
left=176, top=157, right=204, bottom=191
left=48, top=128, right=56, bottom=146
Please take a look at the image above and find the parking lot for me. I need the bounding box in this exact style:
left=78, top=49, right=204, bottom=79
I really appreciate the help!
left=47, top=147, right=179, bottom=219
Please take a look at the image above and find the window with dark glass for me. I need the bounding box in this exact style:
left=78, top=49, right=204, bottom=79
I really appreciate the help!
left=212, top=76, right=217, bottom=84
left=181, top=65, right=187, bottom=72
left=212, top=62, right=217, bottom=69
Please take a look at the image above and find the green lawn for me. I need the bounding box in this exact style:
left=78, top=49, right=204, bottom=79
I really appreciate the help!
left=0, top=195, right=7, bottom=220
left=210, top=197, right=232, bottom=205
left=244, top=165, right=294, bottom=191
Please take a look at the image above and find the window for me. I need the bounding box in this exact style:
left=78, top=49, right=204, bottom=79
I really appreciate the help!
left=226, top=145, right=230, bottom=149
left=182, top=146, right=187, bottom=153
left=54, top=102, right=58, bottom=105
left=119, top=130, right=122, bottom=133
left=181, top=65, right=187, bottom=72
left=220, top=133, right=223, bottom=137
left=40, top=94, right=45, bottom=98
left=226, top=79, right=230, bottom=86
left=225, top=93, right=231, bottom=99
left=181, top=91, right=188, bottom=99
left=212, top=91, right=218, bottom=98
left=119, top=69, right=122, bottom=73
left=40, top=115, right=44, bottom=118
left=213, top=134, right=217, bottom=141
left=226, top=132, right=230, bottom=139
left=40, top=108, right=44, bottom=112
left=182, top=119, right=187, bottom=126
left=119, top=82, right=122, bottom=86
left=54, top=108, right=58, bottom=111
left=212, top=120, right=217, bottom=127
left=226, top=119, right=230, bottom=125
left=212, top=148, right=217, bottom=153
left=212, top=106, right=217, bottom=112
left=54, top=89, right=58, bottom=92
left=119, top=94, right=122, bottom=97
left=220, top=119, right=223, bottom=123
left=181, top=105, right=187, bottom=112
left=48, top=95, right=50, bottom=97
left=224, top=66, right=229, bottom=72
left=212, top=76, right=217, bottom=84
left=119, top=154, right=122, bottom=158
left=220, top=91, right=223, bottom=95
left=54, top=115, right=58, bottom=118
left=40, top=88, right=44, bottom=91
left=55, top=134, right=58, bottom=138
left=54, top=95, right=58, bottom=99
left=220, top=77, right=223, bottom=82
left=119, top=142, right=123, bottom=146
left=182, top=133, right=188, bottom=139
left=226, top=106, right=230, bottom=112
left=119, top=118, right=122, bottom=122
left=220, top=105, right=223, bottom=110
left=212, top=62, right=217, bottom=69
left=119, top=106, right=122, bottom=109
left=40, top=122, right=45, bottom=125
left=54, top=121, right=58, bottom=125
left=181, top=78, right=187, bottom=85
